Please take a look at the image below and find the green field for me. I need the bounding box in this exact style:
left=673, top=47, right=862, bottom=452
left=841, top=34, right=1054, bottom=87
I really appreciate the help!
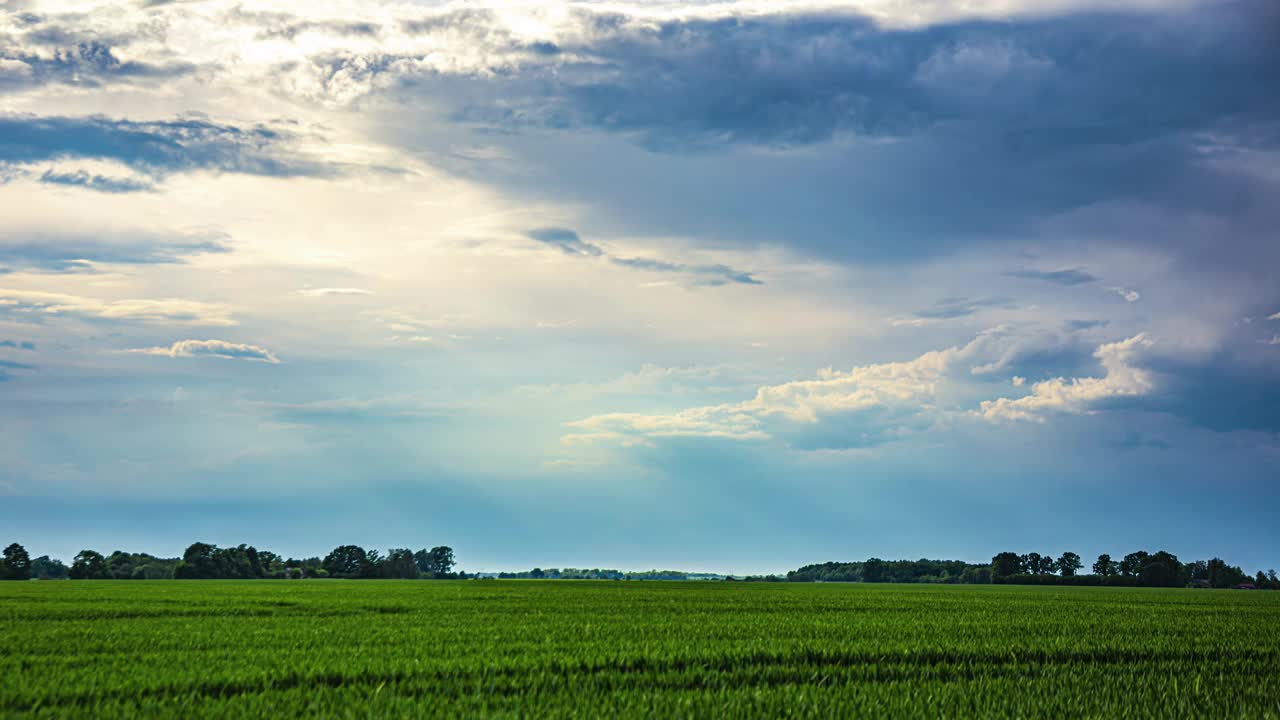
left=3, top=581, right=1278, bottom=718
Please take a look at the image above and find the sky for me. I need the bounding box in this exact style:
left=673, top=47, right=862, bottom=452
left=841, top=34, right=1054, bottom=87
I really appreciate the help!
left=0, top=0, right=1277, bottom=574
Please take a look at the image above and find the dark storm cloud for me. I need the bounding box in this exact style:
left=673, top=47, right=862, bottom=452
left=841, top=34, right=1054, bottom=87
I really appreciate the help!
left=347, top=1, right=1278, bottom=266
left=437, top=3, right=1279, bottom=150
left=1138, top=352, right=1280, bottom=434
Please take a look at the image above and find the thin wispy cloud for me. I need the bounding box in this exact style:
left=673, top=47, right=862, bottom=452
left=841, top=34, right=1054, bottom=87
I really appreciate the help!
left=529, top=227, right=763, bottom=286
left=527, top=228, right=604, bottom=257
left=0, top=229, right=229, bottom=273
left=296, top=288, right=374, bottom=297
left=914, top=297, right=1016, bottom=320
left=1005, top=267, right=1098, bottom=286
left=128, top=339, right=279, bottom=363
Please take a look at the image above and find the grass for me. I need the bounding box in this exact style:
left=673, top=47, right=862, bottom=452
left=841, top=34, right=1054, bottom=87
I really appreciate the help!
left=2, top=580, right=1279, bottom=718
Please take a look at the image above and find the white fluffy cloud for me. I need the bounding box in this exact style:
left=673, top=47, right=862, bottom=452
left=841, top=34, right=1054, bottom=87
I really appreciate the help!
left=129, top=339, right=279, bottom=363
left=977, top=334, right=1154, bottom=421
left=566, top=331, right=1161, bottom=446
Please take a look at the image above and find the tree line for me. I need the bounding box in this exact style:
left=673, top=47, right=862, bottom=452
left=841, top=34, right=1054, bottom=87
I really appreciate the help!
left=0, top=542, right=457, bottom=581
left=4, top=540, right=1276, bottom=588
left=990, top=550, right=1274, bottom=588
left=788, top=551, right=1277, bottom=589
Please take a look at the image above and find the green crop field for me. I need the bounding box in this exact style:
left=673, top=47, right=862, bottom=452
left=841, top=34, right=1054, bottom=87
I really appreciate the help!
left=2, top=581, right=1278, bottom=718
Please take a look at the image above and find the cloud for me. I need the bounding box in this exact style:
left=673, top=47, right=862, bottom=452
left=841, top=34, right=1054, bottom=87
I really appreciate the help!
left=0, top=114, right=336, bottom=183
left=527, top=227, right=604, bottom=257
left=566, top=331, right=1164, bottom=448
left=0, top=356, right=35, bottom=382
left=0, top=340, right=36, bottom=350
left=977, top=334, right=1155, bottom=421
left=610, top=257, right=763, bottom=286
left=1065, top=319, right=1108, bottom=331
left=253, top=395, right=450, bottom=424
left=914, top=296, right=1015, bottom=320
left=1108, top=286, right=1142, bottom=303
left=565, top=336, right=971, bottom=446
left=0, top=229, right=229, bottom=273
left=129, top=339, right=279, bottom=363
left=528, top=227, right=763, bottom=285
left=1004, top=267, right=1098, bottom=285
left=296, top=288, right=374, bottom=297
left=298, top=0, right=1278, bottom=274
left=0, top=356, right=34, bottom=382
left=39, top=169, right=153, bottom=193
left=1269, top=312, right=1280, bottom=321
left=0, top=288, right=235, bottom=325
left=0, top=37, right=194, bottom=92
left=375, top=3, right=1278, bottom=154
left=1112, top=431, right=1170, bottom=451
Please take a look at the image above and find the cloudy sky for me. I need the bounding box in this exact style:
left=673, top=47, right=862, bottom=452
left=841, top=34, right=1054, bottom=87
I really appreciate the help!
left=1, top=0, right=1277, bottom=573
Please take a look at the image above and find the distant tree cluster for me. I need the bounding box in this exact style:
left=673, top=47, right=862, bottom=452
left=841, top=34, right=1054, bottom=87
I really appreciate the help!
left=497, top=567, right=627, bottom=580
left=991, top=550, right=1275, bottom=589
left=321, top=545, right=457, bottom=579
left=0, top=542, right=458, bottom=580
left=492, top=568, right=734, bottom=581
left=787, top=559, right=993, bottom=584
left=69, top=550, right=178, bottom=580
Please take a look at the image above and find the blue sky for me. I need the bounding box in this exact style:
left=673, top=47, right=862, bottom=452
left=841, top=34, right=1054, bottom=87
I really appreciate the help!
left=1, top=0, right=1277, bottom=574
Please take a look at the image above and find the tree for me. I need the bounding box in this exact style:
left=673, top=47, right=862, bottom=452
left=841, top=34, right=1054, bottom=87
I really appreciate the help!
left=1057, top=552, right=1082, bottom=577
left=1120, top=551, right=1150, bottom=577
left=70, top=550, right=108, bottom=580
left=1, top=543, right=32, bottom=580
left=862, top=557, right=885, bottom=583
left=31, top=556, right=69, bottom=580
left=991, top=552, right=1024, bottom=581
left=1207, top=558, right=1247, bottom=589
left=1093, top=554, right=1117, bottom=576
left=175, top=542, right=223, bottom=579
left=363, top=550, right=385, bottom=578
left=1041, top=555, right=1059, bottom=575
left=414, top=546, right=457, bottom=578
left=1145, top=551, right=1182, bottom=581
left=1139, top=562, right=1181, bottom=588
left=323, top=545, right=369, bottom=578
left=1025, top=552, right=1045, bottom=575
left=382, top=549, right=419, bottom=579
